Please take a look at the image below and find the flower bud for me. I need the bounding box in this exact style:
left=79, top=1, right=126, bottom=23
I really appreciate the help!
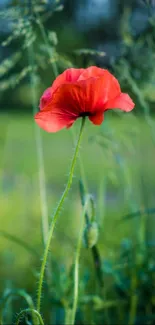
left=84, top=221, right=99, bottom=248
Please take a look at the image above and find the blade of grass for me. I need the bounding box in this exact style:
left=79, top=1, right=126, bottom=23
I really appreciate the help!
left=0, top=229, right=39, bottom=257
left=118, top=207, right=155, bottom=222
left=27, top=2, right=49, bottom=248
left=35, top=13, right=58, bottom=78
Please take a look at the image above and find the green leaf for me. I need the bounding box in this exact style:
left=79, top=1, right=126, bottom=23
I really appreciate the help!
left=80, top=295, right=127, bottom=310
left=120, top=207, right=155, bottom=222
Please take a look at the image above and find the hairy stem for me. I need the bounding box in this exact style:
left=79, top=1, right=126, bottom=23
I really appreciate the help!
left=37, top=118, right=86, bottom=313
left=16, top=308, right=44, bottom=325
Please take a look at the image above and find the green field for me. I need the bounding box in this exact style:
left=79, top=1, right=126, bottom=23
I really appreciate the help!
left=0, top=112, right=155, bottom=323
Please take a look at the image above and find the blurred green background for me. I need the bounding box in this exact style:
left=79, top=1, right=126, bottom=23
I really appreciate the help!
left=1, top=0, right=155, bottom=324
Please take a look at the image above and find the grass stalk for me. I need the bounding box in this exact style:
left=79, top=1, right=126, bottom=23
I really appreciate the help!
left=27, top=25, right=49, bottom=248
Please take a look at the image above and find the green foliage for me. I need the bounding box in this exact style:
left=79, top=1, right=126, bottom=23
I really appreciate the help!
left=113, top=6, right=155, bottom=113
left=74, top=48, right=106, bottom=57
left=0, top=52, right=21, bottom=78
left=0, top=0, right=67, bottom=102
left=0, top=66, right=34, bottom=91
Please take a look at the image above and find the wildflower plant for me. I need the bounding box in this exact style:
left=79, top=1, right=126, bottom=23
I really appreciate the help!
left=34, top=57, right=134, bottom=325
left=0, top=1, right=155, bottom=325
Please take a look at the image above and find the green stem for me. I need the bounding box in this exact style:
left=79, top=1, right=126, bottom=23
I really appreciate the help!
left=91, top=245, right=104, bottom=288
left=36, top=14, right=58, bottom=78
left=71, top=129, right=88, bottom=194
left=28, top=33, right=49, bottom=248
left=28, top=0, right=49, bottom=248
left=70, top=197, right=89, bottom=325
left=37, top=118, right=86, bottom=313
left=16, top=308, right=44, bottom=325
left=128, top=272, right=138, bottom=325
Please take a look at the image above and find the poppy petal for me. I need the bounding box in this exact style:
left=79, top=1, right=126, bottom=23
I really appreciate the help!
left=89, top=113, right=104, bottom=125
left=50, top=83, right=85, bottom=116
left=104, top=93, right=135, bottom=112
left=40, top=69, right=85, bottom=110
left=78, top=67, right=120, bottom=101
left=51, top=68, right=84, bottom=94
left=78, top=66, right=106, bottom=80
left=40, top=87, right=52, bottom=110
left=35, top=109, right=77, bottom=132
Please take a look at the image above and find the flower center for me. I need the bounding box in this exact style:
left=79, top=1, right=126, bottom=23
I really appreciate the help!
left=79, top=112, right=91, bottom=117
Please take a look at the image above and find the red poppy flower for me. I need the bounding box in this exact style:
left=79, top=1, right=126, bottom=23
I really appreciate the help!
left=35, top=66, right=135, bottom=132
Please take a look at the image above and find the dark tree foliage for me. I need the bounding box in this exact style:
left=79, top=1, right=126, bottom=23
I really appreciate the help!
left=0, top=0, right=155, bottom=113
